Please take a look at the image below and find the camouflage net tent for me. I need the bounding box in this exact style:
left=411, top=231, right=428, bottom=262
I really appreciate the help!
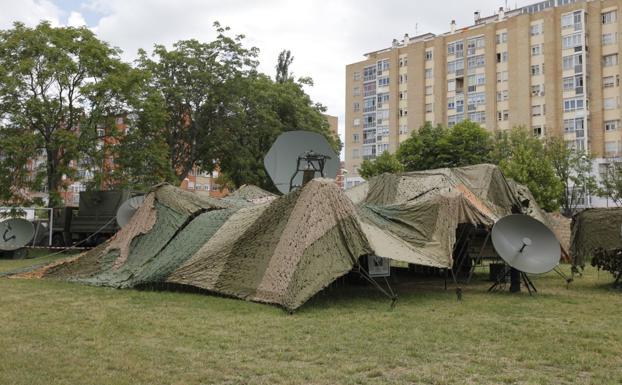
left=345, top=164, right=553, bottom=269
left=16, top=181, right=371, bottom=311
left=570, top=208, right=622, bottom=267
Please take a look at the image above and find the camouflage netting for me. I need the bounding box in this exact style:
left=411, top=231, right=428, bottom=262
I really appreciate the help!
left=570, top=208, right=622, bottom=268
left=15, top=180, right=371, bottom=311
left=346, top=164, right=554, bottom=268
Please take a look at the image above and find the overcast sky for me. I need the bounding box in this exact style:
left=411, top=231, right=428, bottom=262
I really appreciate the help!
left=1, top=0, right=534, bottom=140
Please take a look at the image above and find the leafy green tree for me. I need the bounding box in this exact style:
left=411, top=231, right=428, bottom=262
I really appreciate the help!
left=598, top=163, right=622, bottom=206
left=216, top=73, right=340, bottom=190
left=0, top=129, right=41, bottom=204
left=275, top=49, right=294, bottom=83
left=496, top=128, right=563, bottom=211
left=135, top=22, right=259, bottom=183
left=397, top=120, right=493, bottom=171
left=358, top=151, right=404, bottom=179
left=546, top=136, right=596, bottom=215
left=0, top=21, right=138, bottom=206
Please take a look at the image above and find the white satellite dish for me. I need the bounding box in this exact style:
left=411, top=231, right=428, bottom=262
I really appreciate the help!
left=116, top=196, right=145, bottom=228
left=264, top=131, right=340, bottom=194
left=0, top=218, right=35, bottom=251
left=491, top=214, right=560, bottom=274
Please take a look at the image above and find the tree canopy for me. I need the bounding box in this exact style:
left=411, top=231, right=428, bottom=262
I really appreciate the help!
left=496, top=128, right=563, bottom=212
left=358, top=151, right=404, bottom=180
left=396, top=120, right=493, bottom=171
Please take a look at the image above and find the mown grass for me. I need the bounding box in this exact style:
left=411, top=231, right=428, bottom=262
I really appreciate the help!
left=0, top=256, right=621, bottom=385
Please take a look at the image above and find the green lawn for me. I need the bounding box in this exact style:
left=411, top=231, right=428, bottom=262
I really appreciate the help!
left=1, top=255, right=621, bottom=385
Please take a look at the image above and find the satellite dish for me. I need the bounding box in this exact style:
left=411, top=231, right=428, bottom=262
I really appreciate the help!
left=0, top=218, right=35, bottom=251
left=116, top=196, right=145, bottom=228
left=264, top=131, right=340, bottom=194
left=491, top=214, right=560, bottom=274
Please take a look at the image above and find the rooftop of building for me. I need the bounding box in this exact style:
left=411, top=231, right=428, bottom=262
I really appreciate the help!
left=363, top=0, right=586, bottom=57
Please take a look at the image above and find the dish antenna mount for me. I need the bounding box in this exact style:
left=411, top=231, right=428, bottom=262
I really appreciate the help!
left=488, top=214, right=561, bottom=294
left=264, top=131, right=339, bottom=194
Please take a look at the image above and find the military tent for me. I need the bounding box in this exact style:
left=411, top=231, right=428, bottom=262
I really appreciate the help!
left=570, top=208, right=622, bottom=267
left=19, top=180, right=371, bottom=311
left=346, top=164, right=552, bottom=269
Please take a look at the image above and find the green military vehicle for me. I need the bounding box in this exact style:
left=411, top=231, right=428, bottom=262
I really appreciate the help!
left=52, top=190, right=136, bottom=247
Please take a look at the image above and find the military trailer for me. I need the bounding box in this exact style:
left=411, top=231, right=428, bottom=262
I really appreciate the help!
left=52, top=190, right=134, bottom=247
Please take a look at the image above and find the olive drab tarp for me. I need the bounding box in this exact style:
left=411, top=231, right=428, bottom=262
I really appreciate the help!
left=9, top=164, right=558, bottom=310
left=346, top=164, right=551, bottom=269
left=570, top=208, right=622, bottom=267
left=17, top=180, right=371, bottom=311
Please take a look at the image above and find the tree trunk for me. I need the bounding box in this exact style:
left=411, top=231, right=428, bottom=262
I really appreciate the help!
left=46, top=148, right=62, bottom=208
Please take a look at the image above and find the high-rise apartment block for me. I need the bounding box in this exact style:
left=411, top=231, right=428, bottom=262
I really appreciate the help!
left=345, top=0, right=620, bottom=206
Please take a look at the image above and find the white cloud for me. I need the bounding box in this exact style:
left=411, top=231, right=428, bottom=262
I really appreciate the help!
left=0, top=0, right=62, bottom=28
left=67, top=11, right=87, bottom=27
left=5, top=0, right=536, bottom=142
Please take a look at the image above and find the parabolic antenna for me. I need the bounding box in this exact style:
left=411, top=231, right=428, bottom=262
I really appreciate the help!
left=264, top=131, right=340, bottom=194
left=0, top=218, right=35, bottom=251
left=116, top=195, right=145, bottom=228
left=491, top=214, right=560, bottom=274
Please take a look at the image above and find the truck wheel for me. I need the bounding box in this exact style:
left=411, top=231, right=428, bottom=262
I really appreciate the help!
left=52, top=233, right=65, bottom=248
left=11, top=248, right=29, bottom=260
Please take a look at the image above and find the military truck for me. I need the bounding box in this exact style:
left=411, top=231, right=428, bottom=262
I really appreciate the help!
left=51, top=190, right=135, bottom=247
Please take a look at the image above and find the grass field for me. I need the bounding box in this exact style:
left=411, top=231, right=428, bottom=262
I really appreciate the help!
left=1, top=254, right=621, bottom=385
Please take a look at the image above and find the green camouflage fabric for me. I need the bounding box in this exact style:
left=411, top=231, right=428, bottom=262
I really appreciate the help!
left=346, top=164, right=535, bottom=268
left=26, top=180, right=371, bottom=311
left=570, top=208, right=622, bottom=267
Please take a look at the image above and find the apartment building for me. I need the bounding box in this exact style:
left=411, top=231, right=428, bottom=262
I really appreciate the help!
left=345, top=0, right=621, bottom=206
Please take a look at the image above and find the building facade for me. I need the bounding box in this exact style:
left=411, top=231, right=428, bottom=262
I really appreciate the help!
left=345, top=0, right=621, bottom=206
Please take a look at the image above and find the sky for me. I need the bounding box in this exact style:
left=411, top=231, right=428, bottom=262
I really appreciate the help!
left=0, top=0, right=534, bottom=141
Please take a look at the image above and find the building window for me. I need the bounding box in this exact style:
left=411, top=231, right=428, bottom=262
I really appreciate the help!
left=467, top=55, right=485, bottom=69
left=425, top=86, right=433, bottom=95
left=448, top=97, right=455, bottom=109
left=496, top=32, right=508, bottom=44
left=605, top=120, right=620, bottom=132
left=602, top=10, right=617, bottom=25
left=399, top=108, right=408, bottom=117
left=352, top=149, right=360, bottom=159
left=468, top=73, right=485, bottom=87
left=425, top=68, right=433, bottom=79
left=531, top=105, right=543, bottom=117
left=497, top=90, right=509, bottom=101
left=363, top=66, right=376, bottom=82
left=531, top=44, right=542, bottom=56
left=353, top=118, right=360, bottom=127
left=497, top=71, right=508, bottom=83
left=353, top=71, right=360, bottom=81
left=603, top=33, right=618, bottom=46
left=497, top=110, right=509, bottom=121
left=531, top=84, right=545, bottom=96
left=564, top=118, right=584, bottom=133
left=562, top=32, right=583, bottom=50
left=530, top=22, right=543, bottom=36
left=468, top=111, right=486, bottom=124
left=496, top=52, right=508, bottom=63
left=563, top=53, right=583, bottom=71
left=377, top=76, right=389, bottom=87
left=533, top=126, right=543, bottom=137
left=425, top=103, right=433, bottom=113
left=353, top=102, right=360, bottom=112
left=531, top=64, right=541, bottom=76
left=604, top=97, right=619, bottom=110
left=353, top=133, right=360, bottom=143
left=399, top=125, right=409, bottom=135
left=425, top=50, right=433, bottom=61
left=448, top=79, right=456, bottom=92
left=603, top=76, right=619, bottom=88
left=603, top=54, right=619, bottom=67
left=563, top=97, right=584, bottom=112
left=377, top=93, right=390, bottom=108
left=605, top=141, right=619, bottom=157
left=399, top=91, right=407, bottom=100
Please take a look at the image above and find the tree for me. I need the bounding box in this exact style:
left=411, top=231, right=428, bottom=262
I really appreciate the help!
left=546, top=136, right=596, bottom=215
left=135, top=22, right=259, bottom=183
left=396, top=120, right=493, bottom=171
left=358, top=151, right=404, bottom=179
left=216, top=74, right=340, bottom=190
left=496, top=128, right=563, bottom=211
left=275, top=49, right=294, bottom=83
left=598, top=162, right=622, bottom=206
left=0, top=21, right=138, bottom=206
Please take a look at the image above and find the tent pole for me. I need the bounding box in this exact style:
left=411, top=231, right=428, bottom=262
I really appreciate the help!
left=467, top=230, right=490, bottom=284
